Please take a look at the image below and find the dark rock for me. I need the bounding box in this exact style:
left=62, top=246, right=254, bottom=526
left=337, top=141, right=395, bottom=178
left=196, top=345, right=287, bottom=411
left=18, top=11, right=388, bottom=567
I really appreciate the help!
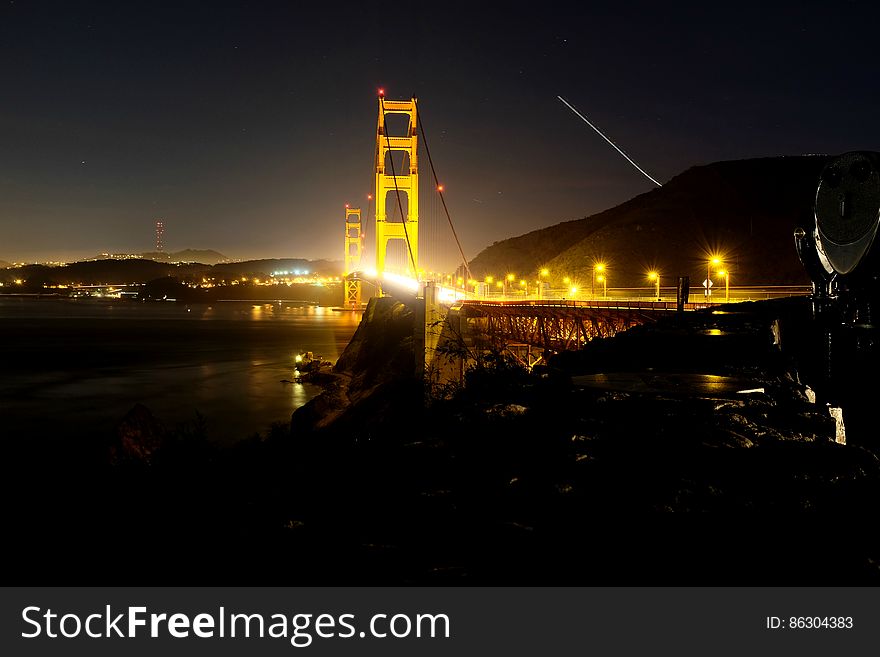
left=109, top=403, right=166, bottom=465
left=291, top=296, right=420, bottom=441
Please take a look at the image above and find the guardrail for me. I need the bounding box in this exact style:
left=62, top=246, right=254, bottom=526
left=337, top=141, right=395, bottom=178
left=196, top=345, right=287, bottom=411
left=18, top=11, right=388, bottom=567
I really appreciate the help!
left=460, top=299, right=714, bottom=311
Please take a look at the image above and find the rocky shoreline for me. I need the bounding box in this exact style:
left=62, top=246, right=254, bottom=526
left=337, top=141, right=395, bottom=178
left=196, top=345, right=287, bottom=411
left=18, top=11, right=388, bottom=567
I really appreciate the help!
left=275, top=296, right=880, bottom=582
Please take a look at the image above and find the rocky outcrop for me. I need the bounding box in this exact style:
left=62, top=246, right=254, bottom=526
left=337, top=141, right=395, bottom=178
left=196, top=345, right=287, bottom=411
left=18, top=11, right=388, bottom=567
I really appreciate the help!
left=280, top=295, right=880, bottom=582
left=290, top=296, right=420, bottom=440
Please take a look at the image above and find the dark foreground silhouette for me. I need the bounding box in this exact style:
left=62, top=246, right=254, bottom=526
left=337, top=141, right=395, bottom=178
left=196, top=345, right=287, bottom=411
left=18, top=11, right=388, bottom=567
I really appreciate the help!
left=8, top=297, right=880, bottom=585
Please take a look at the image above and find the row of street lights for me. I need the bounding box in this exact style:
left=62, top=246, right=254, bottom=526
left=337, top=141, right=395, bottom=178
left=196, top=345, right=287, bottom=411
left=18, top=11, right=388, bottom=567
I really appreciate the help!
left=585, top=257, right=731, bottom=301
left=475, top=256, right=731, bottom=301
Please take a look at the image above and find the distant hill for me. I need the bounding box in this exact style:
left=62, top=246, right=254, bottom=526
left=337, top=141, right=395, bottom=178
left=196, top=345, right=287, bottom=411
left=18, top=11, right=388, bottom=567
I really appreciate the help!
left=468, top=155, right=830, bottom=287
left=0, top=260, right=10, bottom=269
left=5, top=260, right=209, bottom=287
left=140, top=249, right=229, bottom=264
left=0, top=257, right=343, bottom=288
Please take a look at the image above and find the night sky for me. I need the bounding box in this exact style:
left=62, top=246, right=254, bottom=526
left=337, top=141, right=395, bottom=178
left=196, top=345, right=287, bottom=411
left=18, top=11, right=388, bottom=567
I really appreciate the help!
left=2, top=1, right=879, bottom=266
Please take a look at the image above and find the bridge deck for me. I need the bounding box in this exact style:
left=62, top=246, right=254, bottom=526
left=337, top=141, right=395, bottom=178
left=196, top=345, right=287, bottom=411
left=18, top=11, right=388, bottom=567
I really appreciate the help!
left=447, top=298, right=719, bottom=357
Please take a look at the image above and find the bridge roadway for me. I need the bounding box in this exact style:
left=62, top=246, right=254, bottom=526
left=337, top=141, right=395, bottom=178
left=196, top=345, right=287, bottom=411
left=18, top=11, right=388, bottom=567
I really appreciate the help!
left=380, top=279, right=811, bottom=383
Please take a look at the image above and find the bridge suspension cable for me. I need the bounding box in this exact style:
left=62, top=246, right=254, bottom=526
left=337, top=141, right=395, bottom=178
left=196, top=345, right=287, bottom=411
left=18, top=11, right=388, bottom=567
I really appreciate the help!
left=416, top=99, right=473, bottom=283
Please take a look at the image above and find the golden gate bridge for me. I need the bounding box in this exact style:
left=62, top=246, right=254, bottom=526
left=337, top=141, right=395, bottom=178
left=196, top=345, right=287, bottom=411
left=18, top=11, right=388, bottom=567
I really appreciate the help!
left=338, top=92, right=799, bottom=377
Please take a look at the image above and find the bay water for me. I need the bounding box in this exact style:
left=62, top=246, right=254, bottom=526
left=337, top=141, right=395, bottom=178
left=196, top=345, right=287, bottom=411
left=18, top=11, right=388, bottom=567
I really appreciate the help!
left=0, top=298, right=361, bottom=444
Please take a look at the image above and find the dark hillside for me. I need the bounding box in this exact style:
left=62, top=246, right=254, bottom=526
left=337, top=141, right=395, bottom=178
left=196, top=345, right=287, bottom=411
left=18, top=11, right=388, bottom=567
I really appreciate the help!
left=467, top=215, right=615, bottom=279
left=469, top=155, right=830, bottom=287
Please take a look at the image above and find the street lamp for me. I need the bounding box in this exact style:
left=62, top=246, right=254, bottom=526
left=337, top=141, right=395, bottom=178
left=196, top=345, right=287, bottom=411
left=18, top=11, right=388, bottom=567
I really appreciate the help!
left=505, top=273, right=516, bottom=298
left=707, top=257, right=721, bottom=299
left=593, top=263, right=605, bottom=298
left=718, top=269, right=730, bottom=302
left=596, top=273, right=606, bottom=299
left=647, top=271, right=660, bottom=300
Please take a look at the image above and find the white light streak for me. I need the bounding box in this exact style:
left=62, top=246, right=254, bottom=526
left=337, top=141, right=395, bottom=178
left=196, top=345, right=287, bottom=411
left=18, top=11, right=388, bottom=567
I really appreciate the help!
left=557, top=95, right=662, bottom=187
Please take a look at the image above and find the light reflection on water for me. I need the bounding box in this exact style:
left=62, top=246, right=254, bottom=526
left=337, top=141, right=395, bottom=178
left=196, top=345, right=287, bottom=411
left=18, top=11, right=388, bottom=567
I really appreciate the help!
left=0, top=298, right=361, bottom=444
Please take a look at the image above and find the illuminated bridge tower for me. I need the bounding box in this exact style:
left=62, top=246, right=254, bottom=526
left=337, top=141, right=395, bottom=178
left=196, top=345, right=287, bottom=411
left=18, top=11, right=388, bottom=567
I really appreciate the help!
left=375, top=94, right=419, bottom=279
left=344, top=206, right=363, bottom=309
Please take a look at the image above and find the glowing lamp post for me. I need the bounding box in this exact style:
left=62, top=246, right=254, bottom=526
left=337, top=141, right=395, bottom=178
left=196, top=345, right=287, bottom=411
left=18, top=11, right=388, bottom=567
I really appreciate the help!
left=718, top=270, right=729, bottom=302
left=538, top=269, right=549, bottom=299
left=707, top=257, right=721, bottom=299
left=593, top=263, right=605, bottom=298
left=647, top=271, right=660, bottom=300
left=597, top=274, right=606, bottom=299
left=506, top=273, right=515, bottom=298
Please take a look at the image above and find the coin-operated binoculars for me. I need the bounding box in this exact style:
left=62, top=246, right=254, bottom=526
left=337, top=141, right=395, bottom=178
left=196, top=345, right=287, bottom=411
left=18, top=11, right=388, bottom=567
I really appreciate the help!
left=795, top=151, right=880, bottom=448
left=797, top=151, right=880, bottom=311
